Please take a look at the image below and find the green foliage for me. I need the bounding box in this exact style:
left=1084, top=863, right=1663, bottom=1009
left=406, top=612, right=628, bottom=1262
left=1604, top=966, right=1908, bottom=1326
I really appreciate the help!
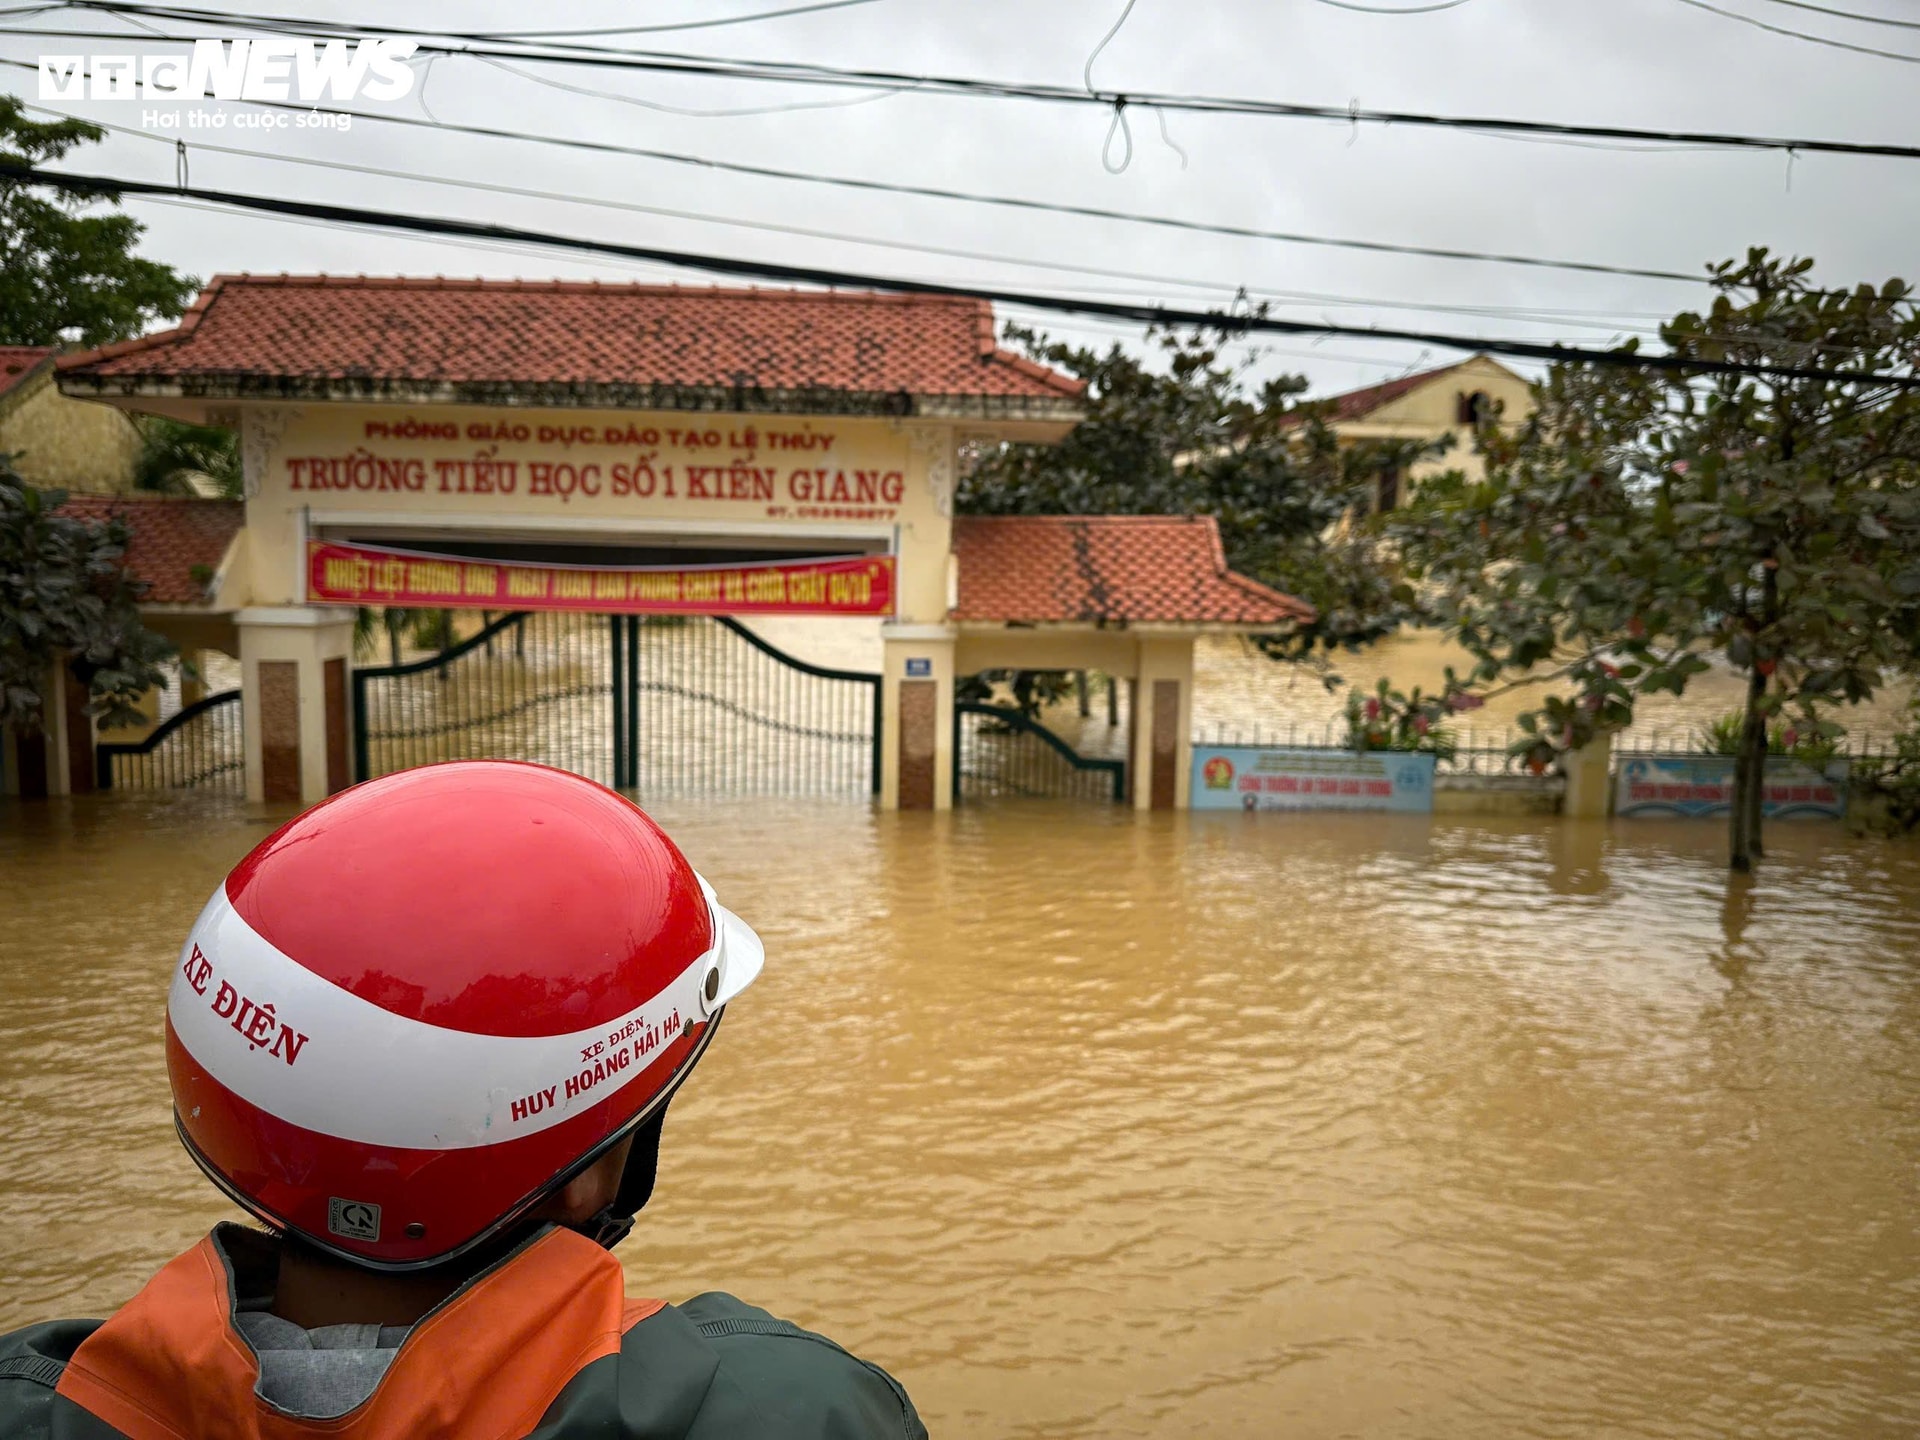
left=1852, top=699, right=1920, bottom=833
left=961, top=321, right=1445, bottom=657
left=956, top=668, right=1075, bottom=720
left=135, top=417, right=241, bottom=498
left=1342, top=678, right=1458, bottom=760
left=0, top=461, right=171, bottom=731
left=1696, top=707, right=1843, bottom=766
left=352, top=606, right=398, bottom=666
left=1387, top=249, right=1920, bottom=866
left=409, top=608, right=455, bottom=654
left=0, top=98, right=197, bottom=345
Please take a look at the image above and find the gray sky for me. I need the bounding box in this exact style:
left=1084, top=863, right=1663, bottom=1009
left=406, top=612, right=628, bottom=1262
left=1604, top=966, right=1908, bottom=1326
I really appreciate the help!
left=10, top=0, right=1920, bottom=399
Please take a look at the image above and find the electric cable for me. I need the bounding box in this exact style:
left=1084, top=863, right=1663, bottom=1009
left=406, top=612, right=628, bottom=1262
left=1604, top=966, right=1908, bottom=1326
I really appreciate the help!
left=1672, top=0, right=1920, bottom=62
left=1312, top=0, right=1476, bottom=12
left=21, top=98, right=1683, bottom=332
left=9, top=160, right=1914, bottom=389
left=0, top=57, right=1711, bottom=287
left=467, top=1, right=887, bottom=38
left=1747, top=0, right=1920, bottom=29
left=24, top=4, right=1920, bottom=160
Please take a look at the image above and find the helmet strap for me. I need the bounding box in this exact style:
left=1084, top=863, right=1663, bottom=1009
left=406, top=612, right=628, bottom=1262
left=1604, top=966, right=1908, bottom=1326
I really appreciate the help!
left=579, top=1106, right=666, bottom=1251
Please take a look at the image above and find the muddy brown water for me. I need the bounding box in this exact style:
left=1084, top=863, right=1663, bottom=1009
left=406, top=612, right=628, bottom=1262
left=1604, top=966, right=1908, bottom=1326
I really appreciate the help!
left=3, top=792, right=1918, bottom=1438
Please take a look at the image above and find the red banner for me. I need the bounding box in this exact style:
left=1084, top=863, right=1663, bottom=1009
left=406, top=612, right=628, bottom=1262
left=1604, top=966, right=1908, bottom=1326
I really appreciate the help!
left=307, top=540, right=895, bottom=616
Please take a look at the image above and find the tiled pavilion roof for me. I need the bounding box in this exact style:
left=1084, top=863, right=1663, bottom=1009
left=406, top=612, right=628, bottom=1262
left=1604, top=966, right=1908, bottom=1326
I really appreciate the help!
left=58, top=276, right=1086, bottom=421
left=56, top=493, right=243, bottom=606
left=951, top=515, right=1312, bottom=628
left=0, top=345, right=54, bottom=400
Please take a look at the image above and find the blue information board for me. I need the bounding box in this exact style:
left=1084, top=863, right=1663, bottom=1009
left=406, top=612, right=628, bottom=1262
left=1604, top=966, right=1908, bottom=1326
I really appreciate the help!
left=1191, top=746, right=1437, bottom=813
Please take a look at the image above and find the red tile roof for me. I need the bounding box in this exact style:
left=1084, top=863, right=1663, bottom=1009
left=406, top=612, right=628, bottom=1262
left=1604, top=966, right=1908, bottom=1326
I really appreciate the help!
left=55, top=493, right=244, bottom=606
left=59, top=276, right=1085, bottom=418
left=1319, top=363, right=1461, bottom=422
left=1276, top=360, right=1468, bottom=430
left=951, top=515, right=1312, bottom=627
left=0, top=345, right=54, bottom=400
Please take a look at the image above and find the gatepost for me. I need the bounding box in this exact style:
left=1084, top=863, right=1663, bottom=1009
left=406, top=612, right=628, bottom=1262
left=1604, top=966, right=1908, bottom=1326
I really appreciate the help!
left=237, top=608, right=354, bottom=806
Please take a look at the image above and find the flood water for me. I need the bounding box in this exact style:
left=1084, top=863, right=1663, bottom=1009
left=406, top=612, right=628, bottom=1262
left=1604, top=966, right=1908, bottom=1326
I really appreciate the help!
left=3, top=793, right=1918, bottom=1438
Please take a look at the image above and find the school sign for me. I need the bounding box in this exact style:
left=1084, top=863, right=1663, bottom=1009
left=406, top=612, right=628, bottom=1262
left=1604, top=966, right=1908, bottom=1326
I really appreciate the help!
left=1191, top=746, right=1437, bottom=813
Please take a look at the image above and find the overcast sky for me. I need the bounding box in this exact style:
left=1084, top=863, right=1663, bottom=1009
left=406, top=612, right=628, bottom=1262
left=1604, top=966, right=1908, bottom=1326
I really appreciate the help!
left=9, top=0, right=1920, bottom=399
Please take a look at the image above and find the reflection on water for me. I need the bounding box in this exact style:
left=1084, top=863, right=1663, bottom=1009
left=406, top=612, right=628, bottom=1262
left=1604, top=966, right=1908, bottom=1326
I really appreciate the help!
left=3, top=793, right=1918, bottom=1438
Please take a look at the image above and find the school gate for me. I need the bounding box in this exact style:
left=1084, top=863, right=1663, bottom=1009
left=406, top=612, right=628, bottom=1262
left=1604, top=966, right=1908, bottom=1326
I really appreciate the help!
left=352, top=610, right=882, bottom=797
left=42, top=277, right=1308, bottom=810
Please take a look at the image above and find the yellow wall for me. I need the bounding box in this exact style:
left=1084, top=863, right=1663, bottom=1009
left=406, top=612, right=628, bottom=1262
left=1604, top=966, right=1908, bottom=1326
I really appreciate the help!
left=0, top=371, right=141, bottom=494
left=1333, top=355, right=1535, bottom=493
left=237, top=404, right=959, bottom=624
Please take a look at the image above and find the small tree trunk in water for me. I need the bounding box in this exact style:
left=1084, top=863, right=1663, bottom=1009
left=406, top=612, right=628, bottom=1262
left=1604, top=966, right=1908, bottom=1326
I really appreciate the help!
left=1729, top=663, right=1767, bottom=872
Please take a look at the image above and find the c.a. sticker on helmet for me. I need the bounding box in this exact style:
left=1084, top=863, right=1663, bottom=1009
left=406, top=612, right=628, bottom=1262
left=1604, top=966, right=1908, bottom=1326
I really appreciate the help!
left=327, top=1198, right=382, bottom=1242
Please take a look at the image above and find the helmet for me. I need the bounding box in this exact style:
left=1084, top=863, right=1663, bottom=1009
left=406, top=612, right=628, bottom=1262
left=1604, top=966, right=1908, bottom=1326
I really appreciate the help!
left=166, top=761, right=762, bottom=1270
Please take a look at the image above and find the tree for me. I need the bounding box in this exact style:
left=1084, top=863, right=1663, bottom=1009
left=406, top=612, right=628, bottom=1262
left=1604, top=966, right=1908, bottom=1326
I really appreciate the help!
left=0, top=98, right=197, bottom=345
left=1, top=463, right=172, bottom=740
left=962, top=322, right=1438, bottom=665
left=351, top=606, right=412, bottom=668
left=135, top=417, right=242, bottom=498
left=1386, top=251, right=1920, bottom=869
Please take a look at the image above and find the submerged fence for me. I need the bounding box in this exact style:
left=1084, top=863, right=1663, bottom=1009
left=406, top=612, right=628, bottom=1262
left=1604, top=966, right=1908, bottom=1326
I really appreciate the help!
left=954, top=702, right=1127, bottom=803
left=353, top=611, right=880, bottom=798
left=96, top=690, right=243, bottom=793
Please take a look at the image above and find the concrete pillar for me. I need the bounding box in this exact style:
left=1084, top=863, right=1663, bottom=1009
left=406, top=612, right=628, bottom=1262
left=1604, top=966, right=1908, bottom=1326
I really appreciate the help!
left=1562, top=731, right=1614, bottom=820
left=1132, top=635, right=1196, bottom=811
left=2, top=656, right=92, bottom=797
left=238, top=608, right=355, bottom=807
left=60, top=658, right=96, bottom=796
left=879, top=624, right=956, bottom=811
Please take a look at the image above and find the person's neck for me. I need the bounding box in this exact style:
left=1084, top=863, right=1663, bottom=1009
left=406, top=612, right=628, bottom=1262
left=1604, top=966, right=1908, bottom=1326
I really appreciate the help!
left=270, top=1240, right=492, bottom=1330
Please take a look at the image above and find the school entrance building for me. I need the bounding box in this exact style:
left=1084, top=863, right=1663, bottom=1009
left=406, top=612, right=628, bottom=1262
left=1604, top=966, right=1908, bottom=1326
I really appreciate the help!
left=49, top=275, right=1307, bottom=810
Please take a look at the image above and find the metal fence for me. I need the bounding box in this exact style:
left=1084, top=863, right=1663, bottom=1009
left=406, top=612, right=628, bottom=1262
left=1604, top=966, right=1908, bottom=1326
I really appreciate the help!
left=354, top=611, right=881, bottom=798
left=96, top=690, right=243, bottom=793
left=1192, top=718, right=1904, bottom=775
left=355, top=611, right=614, bottom=785
left=954, top=702, right=1127, bottom=803
left=615, top=615, right=881, bottom=797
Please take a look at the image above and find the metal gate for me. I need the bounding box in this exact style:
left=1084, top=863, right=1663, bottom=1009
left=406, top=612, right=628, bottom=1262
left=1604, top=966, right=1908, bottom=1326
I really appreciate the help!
left=353, top=611, right=881, bottom=797
left=96, top=690, right=244, bottom=793
left=954, top=701, right=1127, bottom=803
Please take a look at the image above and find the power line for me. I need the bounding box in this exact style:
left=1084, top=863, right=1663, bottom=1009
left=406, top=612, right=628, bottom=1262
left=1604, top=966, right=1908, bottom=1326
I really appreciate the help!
left=9, top=160, right=1914, bottom=390
left=26, top=99, right=1684, bottom=333
left=0, top=58, right=1708, bottom=287
left=472, top=51, right=917, bottom=118
left=28, top=5, right=1920, bottom=161
left=133, top=185, right=1491, bottom=377
left=1672, top=0, right=1920, bottom=62
left=1746, top=0, right=1920, bottom=31
left=1312, top=0, right=1476, bottom=12
left=467, top=1, right=889, bottom=38
left=126, top=189, right=1517, bottom=381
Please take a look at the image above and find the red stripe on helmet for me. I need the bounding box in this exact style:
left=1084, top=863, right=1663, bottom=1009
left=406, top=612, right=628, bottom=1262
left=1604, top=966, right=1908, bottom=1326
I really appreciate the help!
left=168, top=1013, right=707, bottom=1267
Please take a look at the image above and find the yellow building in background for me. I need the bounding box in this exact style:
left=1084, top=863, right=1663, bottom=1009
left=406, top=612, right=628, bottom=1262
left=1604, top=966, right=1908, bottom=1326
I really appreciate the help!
left=0, top=346, right=142, bottom=494
left=1312, top=353, right=1534, bottom=509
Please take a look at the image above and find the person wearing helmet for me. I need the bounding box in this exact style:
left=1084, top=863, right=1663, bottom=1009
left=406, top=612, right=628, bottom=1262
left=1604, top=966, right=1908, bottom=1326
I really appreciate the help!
left=0, top=761, right=925, bottom=1439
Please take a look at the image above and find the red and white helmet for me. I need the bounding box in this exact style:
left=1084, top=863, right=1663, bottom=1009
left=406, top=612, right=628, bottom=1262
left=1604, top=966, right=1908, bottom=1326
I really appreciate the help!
left=166, top=761, right=762, bottom=1270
